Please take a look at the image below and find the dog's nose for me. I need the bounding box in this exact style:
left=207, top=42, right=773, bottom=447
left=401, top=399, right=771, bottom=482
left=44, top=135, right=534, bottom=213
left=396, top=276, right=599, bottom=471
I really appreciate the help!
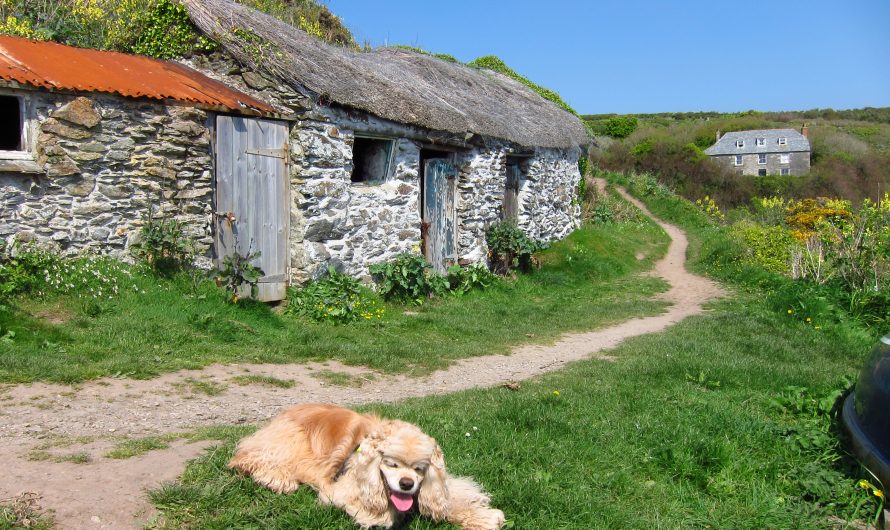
left=398, top=477, right=414, bottom=491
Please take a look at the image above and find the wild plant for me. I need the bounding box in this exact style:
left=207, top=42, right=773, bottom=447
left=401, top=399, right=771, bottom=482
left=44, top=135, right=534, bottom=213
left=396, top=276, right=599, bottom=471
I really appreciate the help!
left=369, top=253, right=448, bottom=303
left=286, top=267, right=383, bottom=323
left=485, top=221, right=544, bottom=275
left=130, top=207, right=192, bottom=276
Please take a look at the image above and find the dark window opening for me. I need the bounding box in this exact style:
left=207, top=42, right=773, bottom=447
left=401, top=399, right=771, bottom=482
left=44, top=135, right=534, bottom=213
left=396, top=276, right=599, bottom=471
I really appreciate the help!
left=0, top=96, right=22, bottom=151
left=758, top=169, right=767, bottom=176
left=351, top=137, right=394, bottom=183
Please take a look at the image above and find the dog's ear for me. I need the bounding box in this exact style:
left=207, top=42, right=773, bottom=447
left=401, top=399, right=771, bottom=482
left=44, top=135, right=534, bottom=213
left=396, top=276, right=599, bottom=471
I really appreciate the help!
left=353, top=426, right=389, bottom=515
left=418, top=441, right=449, bottom=521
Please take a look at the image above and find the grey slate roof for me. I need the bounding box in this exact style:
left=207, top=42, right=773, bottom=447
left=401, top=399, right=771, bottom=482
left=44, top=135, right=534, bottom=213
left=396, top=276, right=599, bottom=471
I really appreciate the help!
left=705, top=129, right=810, bottom=156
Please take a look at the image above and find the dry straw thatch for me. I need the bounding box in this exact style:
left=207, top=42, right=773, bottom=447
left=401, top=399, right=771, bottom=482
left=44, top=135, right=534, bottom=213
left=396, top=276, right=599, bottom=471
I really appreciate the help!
left=184, top=0, right=589, bottom=149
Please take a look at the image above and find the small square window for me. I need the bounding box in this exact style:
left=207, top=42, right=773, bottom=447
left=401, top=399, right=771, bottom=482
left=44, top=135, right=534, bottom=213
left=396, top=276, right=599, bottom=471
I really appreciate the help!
left=780, top=168, right=790, bottom=176
left=756, top=138, right=765, bottom=146
left=734, top=155, right=743, bottom=166
left=758, top=169, right=767, bottom=176
left=0, top=95, right=24, bottom=152
left=758, top=154, right=767, bottom=164
left=777, top=137, right=787, bottom=145
left=779, top=154, right=790, bottom=164
left=735, top=139, right=745, bottom=148
left=351, top=136, right=395, bottom=184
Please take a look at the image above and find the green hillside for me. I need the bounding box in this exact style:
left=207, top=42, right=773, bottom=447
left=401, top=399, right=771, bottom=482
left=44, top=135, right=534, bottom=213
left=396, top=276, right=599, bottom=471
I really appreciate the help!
left=586, top=108, right=890, bottom=205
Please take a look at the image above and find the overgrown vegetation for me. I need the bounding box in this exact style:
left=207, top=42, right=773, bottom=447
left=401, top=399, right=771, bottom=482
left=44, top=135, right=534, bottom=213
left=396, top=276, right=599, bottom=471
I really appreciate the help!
left=286, top=267, right=384, bottom=323
left=0, top=0, right=352, bottom=56
left=587, top=108, right=890, bottom=206
left=468, top=55, right=579, bottom=116
left=485, top=221, right=545, bottom=274
left=611, top=171, right=890, bottom=333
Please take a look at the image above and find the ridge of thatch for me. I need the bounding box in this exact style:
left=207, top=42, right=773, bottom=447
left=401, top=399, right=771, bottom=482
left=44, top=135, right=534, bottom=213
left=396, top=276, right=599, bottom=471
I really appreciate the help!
left=184, top=0, right=589, bottom=149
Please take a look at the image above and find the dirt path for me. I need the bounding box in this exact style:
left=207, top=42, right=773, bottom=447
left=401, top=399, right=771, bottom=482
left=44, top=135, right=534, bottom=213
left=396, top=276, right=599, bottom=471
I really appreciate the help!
left=0, top=183, right=725, bottom=529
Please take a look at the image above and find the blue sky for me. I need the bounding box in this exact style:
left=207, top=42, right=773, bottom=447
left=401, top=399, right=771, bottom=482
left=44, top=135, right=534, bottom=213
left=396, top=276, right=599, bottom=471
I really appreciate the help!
left=326, top=0, right=890, bottom=115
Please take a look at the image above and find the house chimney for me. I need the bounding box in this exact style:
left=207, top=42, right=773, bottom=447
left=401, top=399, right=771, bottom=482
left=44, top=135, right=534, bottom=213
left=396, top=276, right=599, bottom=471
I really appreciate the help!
left=716, top=130, right=721, bottom=142
left=801, top=123, right=809, bottom=138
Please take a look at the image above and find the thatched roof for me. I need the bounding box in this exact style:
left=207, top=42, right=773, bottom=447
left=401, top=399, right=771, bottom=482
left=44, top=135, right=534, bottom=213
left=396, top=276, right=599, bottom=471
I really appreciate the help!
left=184, top=0, right=589, bottom=149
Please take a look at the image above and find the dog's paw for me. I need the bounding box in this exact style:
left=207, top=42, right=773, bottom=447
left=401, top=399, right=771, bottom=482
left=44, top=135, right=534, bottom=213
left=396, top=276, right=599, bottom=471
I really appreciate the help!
left=465, top=508, right=505, bottom=530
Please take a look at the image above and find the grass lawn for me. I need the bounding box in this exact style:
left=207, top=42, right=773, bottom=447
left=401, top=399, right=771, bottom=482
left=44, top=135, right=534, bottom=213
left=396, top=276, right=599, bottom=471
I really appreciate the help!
left=0, top=218, right=668, bottom=383
left=144, top=179, right=886, bottom=529
left=148, top=293, right=880, bottom=529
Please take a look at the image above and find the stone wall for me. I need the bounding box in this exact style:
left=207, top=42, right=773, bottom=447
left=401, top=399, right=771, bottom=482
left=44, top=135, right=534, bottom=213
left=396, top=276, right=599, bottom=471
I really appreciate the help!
left=0, top=88, right=215, bottom=264
left=518, top=147, right=582, bottom=242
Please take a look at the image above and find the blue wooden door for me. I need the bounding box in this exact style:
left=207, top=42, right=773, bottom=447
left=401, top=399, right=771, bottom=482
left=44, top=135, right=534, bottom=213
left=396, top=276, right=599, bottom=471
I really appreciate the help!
left=215, top=115, right=289, bottom=301
left=422, top=159, right=457, bottom=273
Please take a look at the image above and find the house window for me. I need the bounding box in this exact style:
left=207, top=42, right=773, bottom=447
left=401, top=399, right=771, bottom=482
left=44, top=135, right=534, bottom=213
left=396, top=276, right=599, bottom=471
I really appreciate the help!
left=779, top=154, right=790, bottom=164
left=351, top=136, right=395, bottom=184
left=734, top=155, right=743, bottom=166
left=758, top=154, right=767, bottom=164
left=735, top=139, right=745, bottom=148
left=756, top=137, right=765, bottom=146
left=777, top=137, right=787, bottom=145
left=758, top=169, right=767, bottom=176
left=780, top=168, right=790, bottom=176
left=0, top=95, right=25, bottom=153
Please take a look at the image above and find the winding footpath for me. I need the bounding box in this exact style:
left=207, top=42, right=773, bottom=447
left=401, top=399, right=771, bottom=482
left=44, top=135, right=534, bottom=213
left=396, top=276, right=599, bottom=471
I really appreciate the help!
left=0, top=184, right=725, bottom=529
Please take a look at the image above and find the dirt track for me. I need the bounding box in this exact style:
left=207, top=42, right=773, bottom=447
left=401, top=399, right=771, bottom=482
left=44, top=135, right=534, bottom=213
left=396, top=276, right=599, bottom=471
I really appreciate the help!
left=0, top=184, right=725, bottom=528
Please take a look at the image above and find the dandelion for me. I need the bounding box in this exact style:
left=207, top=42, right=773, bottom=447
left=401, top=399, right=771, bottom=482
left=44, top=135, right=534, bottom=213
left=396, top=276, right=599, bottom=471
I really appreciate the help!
left=787, top=309, right=793, bottom=314
left=805, top=317, right=812, bottom=323
left=465, top=432, right=471, bottom=438
left=875, top=489, right=884, bottom=499
left=552, top=390, right=560, bottom=397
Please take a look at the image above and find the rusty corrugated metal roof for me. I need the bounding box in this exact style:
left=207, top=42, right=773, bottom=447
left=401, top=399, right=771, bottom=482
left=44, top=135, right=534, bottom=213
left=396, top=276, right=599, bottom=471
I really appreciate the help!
left=0, top=35, right=274, bottom=114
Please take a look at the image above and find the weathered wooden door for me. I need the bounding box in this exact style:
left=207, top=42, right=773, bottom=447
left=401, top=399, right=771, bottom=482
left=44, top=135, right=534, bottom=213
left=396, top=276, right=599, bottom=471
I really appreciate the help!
left=215, top=115, right=288, bottom=302
left=503, top=163, right=521, bottom=220
left=422, top=159, right=457, bottom=273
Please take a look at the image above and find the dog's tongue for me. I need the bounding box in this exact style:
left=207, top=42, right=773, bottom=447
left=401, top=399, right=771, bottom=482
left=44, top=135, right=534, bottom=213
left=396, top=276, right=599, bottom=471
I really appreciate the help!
left=390, top=492, right=414, bottom=512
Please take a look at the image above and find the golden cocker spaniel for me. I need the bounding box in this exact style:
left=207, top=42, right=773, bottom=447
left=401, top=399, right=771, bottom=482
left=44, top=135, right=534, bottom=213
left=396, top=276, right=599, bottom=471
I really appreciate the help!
left=228, top=403, right=505, bottom=530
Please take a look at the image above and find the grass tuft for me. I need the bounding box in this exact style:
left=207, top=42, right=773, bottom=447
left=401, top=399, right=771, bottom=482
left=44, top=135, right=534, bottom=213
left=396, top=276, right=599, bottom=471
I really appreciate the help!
left=230, top=374, right=295, bottom=389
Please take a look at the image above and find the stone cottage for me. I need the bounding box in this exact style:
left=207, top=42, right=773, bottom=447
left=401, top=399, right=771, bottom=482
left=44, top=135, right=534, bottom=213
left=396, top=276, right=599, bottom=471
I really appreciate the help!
left=1, top=0, right=589, bottom=301
left=705, top=127, right=810, bottom=176
left=0, top=34, right=283, bottom=292
left=183, top=0, right=588, bottom=287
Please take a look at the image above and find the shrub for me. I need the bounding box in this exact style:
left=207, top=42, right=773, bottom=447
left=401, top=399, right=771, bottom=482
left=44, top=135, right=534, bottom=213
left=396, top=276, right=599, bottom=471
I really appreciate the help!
left=485, top=221, right=543, bottom=275
left=130, top=209, right=192, bottom=275
left=731, top=221, right=799, bottom=275
left=287, top=267, right=383, bottom=323
left=369, top=254, right=449, bottom=303
left=603, top=116, right=638, bottom=139
left=446, top=263, right=497, bottom=294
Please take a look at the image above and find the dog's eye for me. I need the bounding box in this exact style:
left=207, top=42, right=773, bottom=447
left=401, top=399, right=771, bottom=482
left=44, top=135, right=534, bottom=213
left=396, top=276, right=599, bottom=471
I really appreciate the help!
left=414, top=466, right=427, bottom=474
left=386, top=461, right=398, bottom=468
